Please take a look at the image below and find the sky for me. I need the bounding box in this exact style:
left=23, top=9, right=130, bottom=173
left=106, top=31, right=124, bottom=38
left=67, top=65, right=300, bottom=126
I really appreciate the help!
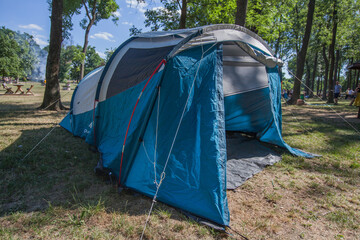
left=0, top=0, right=160, bottom=59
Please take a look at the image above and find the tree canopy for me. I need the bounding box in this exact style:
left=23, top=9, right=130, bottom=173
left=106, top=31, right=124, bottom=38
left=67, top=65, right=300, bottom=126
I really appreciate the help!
left=137, top=0, right=360, bottom=102
left=0, top=27, right=41, bottom=80
left=77, top=0, right=119, bottom=80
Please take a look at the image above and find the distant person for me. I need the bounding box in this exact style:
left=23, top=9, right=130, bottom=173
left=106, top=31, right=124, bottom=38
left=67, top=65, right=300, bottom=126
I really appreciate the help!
left=334, top=81, right=342, bottom=105
left=345, top=88, right=350, bottom=99
left=349, top=84, right=359, bottom=106
left=348, top=89, right=354, bottom=100
left=284, top=89, right=288, bottom=100
left=353, top=84, right=360, bottom=119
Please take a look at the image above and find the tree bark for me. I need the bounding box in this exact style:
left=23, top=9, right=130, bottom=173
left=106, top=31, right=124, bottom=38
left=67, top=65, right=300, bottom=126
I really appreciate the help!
left=310, top=51, right=318, bottom=97
left=305, top=60, right=311, bottom=96
left=347, top=58, right=353, bottom=89
left=39, top=0, right=66, bottom=111
left=179, top=0, right=187, bottom=29
left=327, top=0, right=338, bottom=103
left=322, top=45, right=329, bottom=100
left=235, top=0, right=248, bottom=26
left=79, top=0, right=96, bottom=81
left=290, top=0, right=315, bottom=104
left=334, top=50, right=340, bottom=82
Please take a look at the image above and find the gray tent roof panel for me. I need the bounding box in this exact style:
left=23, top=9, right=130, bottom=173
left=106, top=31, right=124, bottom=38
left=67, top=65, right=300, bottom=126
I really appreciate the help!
left=97, top=25, right=281, bottom=102
left=98, top=37, right=184, bottom=102
left=135, top=24, right=275, bottom=56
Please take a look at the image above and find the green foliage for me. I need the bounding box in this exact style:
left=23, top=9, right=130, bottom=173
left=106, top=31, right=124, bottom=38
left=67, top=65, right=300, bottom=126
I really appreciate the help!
left=59, top=45, right=83, bottom=82
left=144, top=0, right=236, bottom=31
left=144, top=0, right=180, bottom=31
left=47, top=0, right=83, bottom=40
left=84, top=46, right=105, bottom=75
left=59, top=45, right=103, bottom=81
left=0, top=33, right=21, bottom=78
left=104, top=48, right=115, bottom=62
left=78, top=0, right=119, bottom=29
left=129, top=25, right=142, bottom=36
left=0, top=27, right=41, bottom=79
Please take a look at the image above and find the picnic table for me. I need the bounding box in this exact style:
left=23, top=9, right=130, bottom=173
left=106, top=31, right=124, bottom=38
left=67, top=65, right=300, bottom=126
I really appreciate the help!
left=14, top=84, right=24, bottom=94
left=1, top=83, right=34, bottom=95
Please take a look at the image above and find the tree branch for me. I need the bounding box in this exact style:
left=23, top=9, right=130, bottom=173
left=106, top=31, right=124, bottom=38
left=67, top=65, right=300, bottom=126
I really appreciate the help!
left=175, top=0, right=182, bottom=9
left=91, top=0, right=97, bottom=21
left=82, top=0, right=91, bottom=21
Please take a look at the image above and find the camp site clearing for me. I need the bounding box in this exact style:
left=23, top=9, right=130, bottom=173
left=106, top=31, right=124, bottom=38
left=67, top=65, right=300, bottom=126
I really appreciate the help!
left=1, top=81, right=360, bottom=239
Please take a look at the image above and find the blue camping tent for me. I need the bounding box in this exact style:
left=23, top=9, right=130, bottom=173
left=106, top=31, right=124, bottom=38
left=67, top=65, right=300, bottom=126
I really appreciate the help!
left=60, top=24, right=311, bottom=227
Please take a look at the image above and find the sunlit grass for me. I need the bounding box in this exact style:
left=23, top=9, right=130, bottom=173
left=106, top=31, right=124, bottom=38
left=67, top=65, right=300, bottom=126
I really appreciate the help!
left=1, top=86, right=360, bottom=239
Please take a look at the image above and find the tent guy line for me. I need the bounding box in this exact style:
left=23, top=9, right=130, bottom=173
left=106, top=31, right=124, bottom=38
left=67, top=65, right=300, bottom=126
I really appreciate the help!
left=287, top=69, right=360, bottom=135
left=117, top=59, right=167, bottom=188
left=140, top=42, right=213, bottom=239
left=19, top=91, right=71, bottom=162
left=60, top=24, right=313, bottom=228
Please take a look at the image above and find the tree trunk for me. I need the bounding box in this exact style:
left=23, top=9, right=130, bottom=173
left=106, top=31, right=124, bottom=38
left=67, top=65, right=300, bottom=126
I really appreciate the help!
left=322, top=45, right=329, bottom=100
left=310, top=51, right=318, bottom=97
left=179, top=0, right=187, bottom=29
left=79, top=0, right=96, bottom=81
left=79, top=23, right=92, bottom=81
left=235, top=0, right=248, bottom=26
left=305, top=60, right=311, bottom=96
left=290, top=0, right=315, bottom=104
left=352, top=71, right=356, bottom=89
left=327, top=0, right=338, bottom=104
left=39, top=0, right=66, bottom=111
left=347, top=58, right=353, bottom=89
left=334, top=50, right=340, bottom=82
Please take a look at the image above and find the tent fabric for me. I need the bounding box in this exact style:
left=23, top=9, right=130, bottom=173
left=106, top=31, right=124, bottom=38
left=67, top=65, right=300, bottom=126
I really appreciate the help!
left=96, top=36, right=186, bottom=102
left=260, top=67, right=314, bottom=157
left=60, top=24, right=315, bottom=227
left=106, top=45, right=174, bottom=98
left=124, top=45, right=229, bottom=225
left=224, top=87, right=273, bottom=133
left=60, top=67, right=103, bottom=138
left=226, top=133, right=281, bottom=190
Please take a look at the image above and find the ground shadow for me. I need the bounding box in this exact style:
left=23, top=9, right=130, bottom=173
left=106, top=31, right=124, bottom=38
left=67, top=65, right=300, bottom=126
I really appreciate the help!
left=0, top=124, right=195, bottom=227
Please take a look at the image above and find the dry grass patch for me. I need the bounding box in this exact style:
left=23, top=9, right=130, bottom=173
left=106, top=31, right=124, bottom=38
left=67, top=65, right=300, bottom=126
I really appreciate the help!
left=1, top=88, right=360, bottom=239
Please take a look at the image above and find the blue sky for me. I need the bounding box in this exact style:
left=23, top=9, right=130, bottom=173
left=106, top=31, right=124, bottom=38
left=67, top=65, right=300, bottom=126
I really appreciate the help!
left=0, top=0, right=160, bottom=58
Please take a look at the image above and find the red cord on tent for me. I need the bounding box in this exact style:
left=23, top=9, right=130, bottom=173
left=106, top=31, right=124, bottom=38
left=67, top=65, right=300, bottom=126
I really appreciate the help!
left=118, top=59, right=167, bottom=186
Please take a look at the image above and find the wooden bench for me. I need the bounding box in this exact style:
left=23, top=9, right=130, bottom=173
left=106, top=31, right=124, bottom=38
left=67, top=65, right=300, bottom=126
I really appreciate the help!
left=26, top=85, right=34, bottom=95
left=2, top=83, right=14, bottom=94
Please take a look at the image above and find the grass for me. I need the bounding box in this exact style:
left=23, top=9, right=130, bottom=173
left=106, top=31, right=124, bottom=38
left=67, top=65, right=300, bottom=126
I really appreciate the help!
left=1, top=83, right=360, bottom=239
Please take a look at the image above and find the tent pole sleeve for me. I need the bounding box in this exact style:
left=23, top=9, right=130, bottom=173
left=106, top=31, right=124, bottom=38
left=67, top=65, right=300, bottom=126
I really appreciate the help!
left=118, top=59, right=167, bottom=186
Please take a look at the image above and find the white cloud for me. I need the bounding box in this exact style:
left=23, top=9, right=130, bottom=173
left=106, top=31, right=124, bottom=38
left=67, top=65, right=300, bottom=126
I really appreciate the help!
left=112, top=11, right=121, bottom=17
left=152, top=6, right=164, bottom=11
left=34, top=37, right=48, bottom=46
left=122, top=21, right=133, bottom=26
left=19, top=24, right=43, bottom=31
left=33, top=34, right=48, bottom=46
left=152, top=6, right=173, bottom=14
left=90, top=32, right=115, bottom=42
left=96, top=51, right=106, bottom=59
left=126, top=0, right=148, bottom=13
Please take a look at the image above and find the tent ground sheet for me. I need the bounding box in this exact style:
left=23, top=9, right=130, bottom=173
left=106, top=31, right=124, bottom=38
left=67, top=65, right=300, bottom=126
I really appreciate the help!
left=226, top=132, right=282, bottom=190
